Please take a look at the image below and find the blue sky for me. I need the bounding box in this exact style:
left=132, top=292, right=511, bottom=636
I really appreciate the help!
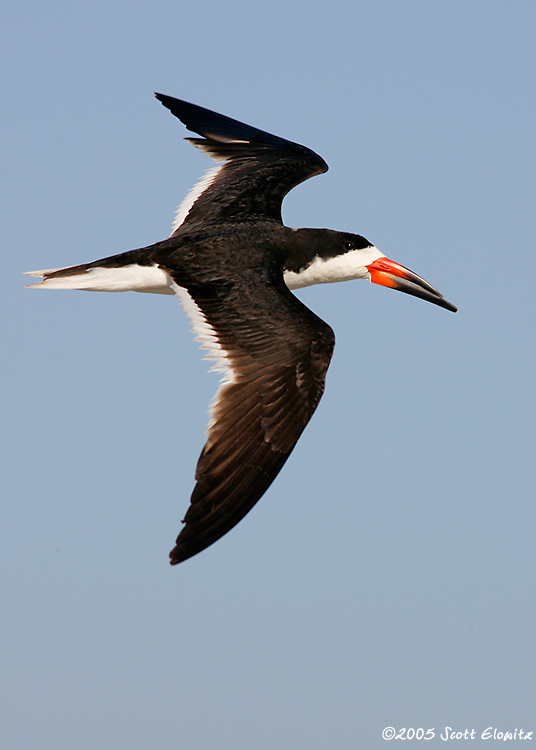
left=2, top=1, right=535, bottom=747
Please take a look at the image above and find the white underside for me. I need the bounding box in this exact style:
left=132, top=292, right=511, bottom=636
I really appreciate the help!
left=25, top=264, right=175, bottom=294
left=170, top=281, right=236, bottom=434
left=170, top=281, right=234, bottom=379
left=26, top=245, right=386, bottom=437
left=26, top=262, right=235, bottom=432
left=26, top=244, right=385, bottom=295
left=284, top=245, right=384, bottom=289
left=170, top=164, right=224, bottom=235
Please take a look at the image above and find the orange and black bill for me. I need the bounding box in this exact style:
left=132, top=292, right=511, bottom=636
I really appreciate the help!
left=366, top=257, right=457, bottom=313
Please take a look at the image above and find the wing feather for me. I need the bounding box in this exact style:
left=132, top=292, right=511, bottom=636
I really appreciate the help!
left=169, top=280, right=334, bottom=564
left=155, top=94, right=328, bottom=229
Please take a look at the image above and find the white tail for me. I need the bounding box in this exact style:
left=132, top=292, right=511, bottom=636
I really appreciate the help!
left=25, top=264, right=175, bottom=295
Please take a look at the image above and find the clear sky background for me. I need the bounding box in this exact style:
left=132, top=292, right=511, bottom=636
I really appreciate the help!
left=2, top=1, right=535, bottom=747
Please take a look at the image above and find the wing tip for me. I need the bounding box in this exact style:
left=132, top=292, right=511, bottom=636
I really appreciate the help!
left=169, top=541, right=192, bottom=566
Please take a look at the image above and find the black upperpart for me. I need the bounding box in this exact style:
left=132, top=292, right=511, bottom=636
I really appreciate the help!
left=30, top=93, right=457, bottom=566
left=284, top=229, right=373, bottom=274
left=155, top=93, right=328, bottom=227
left=156, top=93, right=301, bottom=150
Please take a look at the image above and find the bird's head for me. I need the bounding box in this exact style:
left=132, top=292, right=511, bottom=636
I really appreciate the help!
left=283, top=229, right=457, bottom=312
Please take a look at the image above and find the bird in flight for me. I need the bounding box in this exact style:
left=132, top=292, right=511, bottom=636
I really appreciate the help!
left=27, top=94, right=456, bottom=564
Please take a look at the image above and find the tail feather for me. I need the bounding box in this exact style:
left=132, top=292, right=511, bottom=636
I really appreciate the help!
left=25, top=261, right=175, bottom=295
left=25, top=267, right=67, bottom=278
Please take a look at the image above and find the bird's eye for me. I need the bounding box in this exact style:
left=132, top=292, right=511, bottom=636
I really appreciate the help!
left=344, top=241, right=354, bottom=251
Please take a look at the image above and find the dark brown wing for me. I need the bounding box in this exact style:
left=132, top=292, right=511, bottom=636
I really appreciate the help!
left=169, top=279, right=335, bottom=564
left=155, top=94, right=328, bottom=226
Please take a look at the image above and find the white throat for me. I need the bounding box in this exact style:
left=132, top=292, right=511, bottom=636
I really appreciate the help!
left=284, top=245, right=385, bottom=289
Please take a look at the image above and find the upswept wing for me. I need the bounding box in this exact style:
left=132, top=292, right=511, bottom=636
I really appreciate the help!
left=155, top=93, right=328, bottom=229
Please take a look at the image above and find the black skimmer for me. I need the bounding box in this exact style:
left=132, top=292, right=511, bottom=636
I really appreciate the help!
left=27, top=94, right=457, bottom=565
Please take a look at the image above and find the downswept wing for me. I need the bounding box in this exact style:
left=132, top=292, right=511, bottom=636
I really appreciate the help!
left=168, top=276, right=335, bottom=564
left=155, top=93, right=328, bottom=229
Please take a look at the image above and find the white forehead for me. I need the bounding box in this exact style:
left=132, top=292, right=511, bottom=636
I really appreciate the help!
left=284, top=245, right=385, bottom=290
